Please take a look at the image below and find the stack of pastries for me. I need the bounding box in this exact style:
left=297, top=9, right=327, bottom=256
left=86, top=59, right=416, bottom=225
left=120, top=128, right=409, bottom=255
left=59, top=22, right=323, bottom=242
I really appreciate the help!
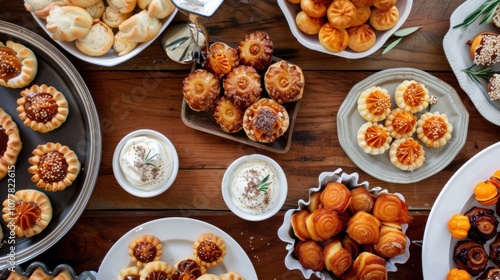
left=290, top=178, right=411, bottom=279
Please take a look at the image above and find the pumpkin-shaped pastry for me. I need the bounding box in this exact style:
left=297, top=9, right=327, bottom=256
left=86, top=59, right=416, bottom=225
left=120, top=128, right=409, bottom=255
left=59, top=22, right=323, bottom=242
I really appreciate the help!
left=326, top=0, right=357, bottom=29
left=350, top=6, right=371, bottom=27
left=347, top=23, right=376, bottom=52
left=205, top=42, right=239, bottom=79
left=394, top=80, right=430, bottom=113
left=0, top=40, right=37, bottom=88
left=448, top=213, right=471, bottom=239
left=370, top=6, right=399, bottom=31
left=318, top=23, right=349, bottom=53
left=295, top=10, right=326, bottom=35
left=238, top=31, right=273, bottom=71
left=416, top=111, right=453, bottom=148
left=264, top=60, right=305, bottom=104
left=373, top=0, right=397, bottom=10
left=242, top=98, right=290, bottom=143
left=357, top=86, right=392, bottom=122
left=384, top=108, right=417, bottom=140
left=357, top=121, right=392, bottom=155
left=301, top=0, right=328, bottom=18
left=351, top=0, right=376, bottom=8
left=389, top=137, right=425, bottom=171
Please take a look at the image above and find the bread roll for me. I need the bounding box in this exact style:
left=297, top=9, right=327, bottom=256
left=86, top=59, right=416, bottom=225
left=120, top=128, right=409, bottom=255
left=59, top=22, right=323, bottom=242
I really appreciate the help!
left=46, top=5, right=93, bottom=41
left=113, top=31, right=138, bottom=56
left=76, top=20, right=114, bottom=56
left=118, top=10, right=162, bottom=43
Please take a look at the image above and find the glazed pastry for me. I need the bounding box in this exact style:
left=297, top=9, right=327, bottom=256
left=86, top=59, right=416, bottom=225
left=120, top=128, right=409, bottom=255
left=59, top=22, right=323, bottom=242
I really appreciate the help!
left=348, top=186, right=374, bottom=214
left=223, top=65, right=262, bottom=109
left=467, top=32, right=500, bottom=66
left=326, top=0, right=357, bottom=29
left=193, top=233, right=226, bottom=267
left=0, top=108, right=22, bottom=180
left=373, top=0, right=397, bottom=10
left=490, top=233, right=500, bottom=266
left=218, top=272, right=244, bottom=280
left=478, top=267, right=500, bottom=280
left=318, top=23, right=349, bottom=53
left=242, top=98, right=289, bottom=143
left=352, top=252, right=388, bottom=279
left=213, top=96, right=244, bottom=133
left=238, top=31, right=273, bottom=71
left=323, top=239, right=353, bottom=277
left=294, top=240, right=325, bottom=271
left=341, top=234, right=361, bottom=259
left=319, top=182, right=352, bottom=213
left=389, top=137, right=425, bottom=171
left=351, top=0, right=376, bottom=8
left=75, top=20, right=114, bottom=56
left=128, top=235, right=162, bottom=268
left=182, top=69, right=220, bottom=112
left=446, top=268, right=472, bottom=280
left=0, top=40, right=37, bottom=89
left=2, top=189, right=52, bottom=238
left=102, top=5, right=132, bottom=28
left=488, top=73, right=500, bottom=100
left=45, top=5, right=93, bottom=41
left=117, top=266, right=140, bottom=280
left=465, top=206, right=498, bottom=243
left=370, top=6, right=399, bottom=31
left=346, top=211, right=381, bottom=244
left=139, top=261, right=173, bottom=279
left=416, top=111, right=453, bottom=148
left=300, top=0, right=328, bottom=18
left=394, top=80, right=430, bottom=113
left=118, top=10, right=162, bottom=43
left=171, top=258, right=205, bottom=280
left=307, top=191, right=323, bottom=213
left=347, top=24, right=376, bottom=52
left=374, top=223, right=407, bottom=258
left=264, top=60, right=305, bottom=104
left=357, top=122, right=392, bottom=155
left=372, top=193, right=412, bottom=224
left=291, top=209, right=311, bottom=241
left=384, top=108, right=417, bottom=140
left=350, top=6, right=371, bottom=27
left=17, top=84, right=69, bottom=133
left=357, top=86, right=392, bottom=122
left=295, top=10, right=325, bottom=35
left=138, top=0, right=175, bottom=19
left=306, top=208, right=344, bottom=241
left=453, top=240, right=488, bottom=276
left=28, top=142, right=81, bottom=191
left=205, top=42, right=240, bottom=79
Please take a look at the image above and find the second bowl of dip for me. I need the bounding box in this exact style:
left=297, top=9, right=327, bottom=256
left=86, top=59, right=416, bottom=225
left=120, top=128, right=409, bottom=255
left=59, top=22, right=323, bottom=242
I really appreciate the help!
left=112, top=129, right=179, bottom=198
left=222, top=154, right=288, bottom=221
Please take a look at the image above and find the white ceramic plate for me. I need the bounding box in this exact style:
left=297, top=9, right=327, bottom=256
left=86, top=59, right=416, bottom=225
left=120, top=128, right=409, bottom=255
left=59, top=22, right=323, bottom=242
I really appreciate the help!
left=337, top=68, right=469, bottom=183
left=277, top=0, right=413, bottom=59
left=422, top=142, right=500, bottom=279
left=31, top=8, right=178, bottom=66
left=443, top=0, right=500, bottom=125
left=97, top=217, right=258, bottom=279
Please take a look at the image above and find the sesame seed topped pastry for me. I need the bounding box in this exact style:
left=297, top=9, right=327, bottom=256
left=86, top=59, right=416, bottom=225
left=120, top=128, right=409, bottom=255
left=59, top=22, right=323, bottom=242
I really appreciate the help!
left=357, top=86, right=392, bottom=122
left=243, top=98, right=290, bottom=143
left=394, top=80, right=429, bottom=113
left=0, top=40, right=37, bottom=89
left=193, top=233, right=226, bottom=268
left=488, top=73, right=500, bottom=100
left=416, top=111, right=453, bottom=148
left=468, top=32, right=500, bottom=66
left=389, top=138, right=425, bottom=171
left=0, top=108, right=22, bottom=181
left=75, top=20, right=115, bottom=56
left=357, top=121, right=392, bottom=155
left=384, top=108, right=417, bottom=140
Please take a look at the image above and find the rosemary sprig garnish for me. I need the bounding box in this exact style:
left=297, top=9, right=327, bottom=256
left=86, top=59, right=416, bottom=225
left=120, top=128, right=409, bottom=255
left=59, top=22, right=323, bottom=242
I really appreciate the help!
left=453, top=0, right=500, bottom=30
left=257, top=174, right=272, bottom=192
left=382, top=26, right=422, bottom=55
left=143, top=148, right=158, bottom=167
left=462, top=64, right=496, bottom=83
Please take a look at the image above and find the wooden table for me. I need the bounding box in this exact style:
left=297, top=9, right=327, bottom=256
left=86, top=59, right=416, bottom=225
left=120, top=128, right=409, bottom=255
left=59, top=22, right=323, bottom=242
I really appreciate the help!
left=3, top=0, right=499, bottom=279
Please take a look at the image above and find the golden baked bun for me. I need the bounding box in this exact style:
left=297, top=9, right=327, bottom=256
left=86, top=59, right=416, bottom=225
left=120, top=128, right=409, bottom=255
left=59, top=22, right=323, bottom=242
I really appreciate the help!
left=128, top=234, right=162, bottom=268
left=347, top=23, right=376, bottom=52
left=372, top=193, right=412, bottom=224
left=223, top=65, right=262, bottom=108
left=301, top=0, right=328, bottom=18
left=373, top=0, right=397, bottom=10
left=294, top=240, right=325, bottom=271
left=357, top=122, right=392, bottom=155
left=291, top=209, right=311, bottom=241
left=326, top=0, right=357, bottom=29
left=85, top=0, right=105, bottom=19
left=75, top=20, right=114, bottom=56
left=0, top=108, right=22, bottom=180
left=307, top=191, right=323, bottom=213
left=265, top=60, right=305, bottom=104
left=0, top=40, right=38, bottom=89
left=182, top=69, right=220, bottom=112
left=213, top=96, right=244, bottom=133
left=102, top=5, right=132, bottom=28
left=242, top=98, right=289, bottom=143
left=416, top=111, right=453, bottom=148
left=108, top=0, right=137, bottom=13
left=295, top=10, right=326, bottom=35
left=64, top=0, right=100, bottom=8
left=306, top=208, right=344, bottom=241
left=468, top=32, right=500, bottom=66
left=205, top=42, right=240, bottom=79
left=374, top=223, right=407, bottom=258
left=346, top=211, right=381, bottom=244
left=384, top=108, right=417, bottom=140
left=318, top=23, right=349, bottom=53
left=319, top=182, right=352, bottom=213
left=46, top=5, right=93, bottom=41
left=351, top=0, right=376, bottom=8
left=323, top=239, right=353, bottom=277
left=118, top=10, right=162, bottom=43
left=350, top=6, right=371, bottom=27
left=352, top=252, right=388, bottom=279
left=348, top=186, right=375, bottom=214
left=370, top=6, right=399, bottom=31
left=389, top=137, right=425, bottom=171
left=357, top=86, right=392, bottom=122
left=193, top=233, right=226, bottom=268
left=238, top=31, right=273, bottom=71
left=113, top=31, right=138, bottom=56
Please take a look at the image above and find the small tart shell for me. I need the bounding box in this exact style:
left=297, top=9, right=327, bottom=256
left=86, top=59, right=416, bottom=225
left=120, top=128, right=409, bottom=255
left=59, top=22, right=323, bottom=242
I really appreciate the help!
left=0, top=40, right=38, bottom=89
left=28, top=142, right=81, bottom=191
left=182, top=69, right=221, bottom=112
left=389, top=137, right=425, bottom=171
left=0, top=108, right=22, bottom=180
left=357, top=121, right=392, bottom=155
left=416, top=111, right=453, bottom=148
left=172, top=258, right=207, bottom=279
left=265, top=60, right=305, bottom=104
left=2, top=189, right=52, bottom=238
left=117, top=266, right=140, bottom=280
left=128, top=234, right=162, bottom=268
left=223, top=65, right=262, bottom=109
left=213, top=96, right=244, bottom=133
left=193, top=232, right=227, bottom=268
left=243, top=98, right=290, bottom=143
left=384, top=108, right=417, bottom=140
left=17, top=84, right=69, bottom=133
left=139, top=261, right=172, bottom=279
left=357, top=86, right=392, bottom=122
left=238, top=31, right=273, bottom=71
left=394, top=80, right=430, bottom=113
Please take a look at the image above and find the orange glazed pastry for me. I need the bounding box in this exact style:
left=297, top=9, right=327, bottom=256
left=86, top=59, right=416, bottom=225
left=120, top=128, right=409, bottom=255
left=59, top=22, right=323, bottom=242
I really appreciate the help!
left=350, top=6, right=371, bottom=27
left=341, top=234, right=361, bottom=259
left=193, top=232, right=226, bottom=268
left=357, top=86, right=392, bottom=122
left=352, top=252, right=388, bottom=279
left=394, top=80, right=430, bottom=113
left=326, top=0, right=357, bottom=29
left=264, top=60, right=305, bottom=104
left=205, top=42, right=240, bottom=79
left=182, top=69, right=220, bottom=112
left=139, top=261, right=173, bottom=279
left=2, top=189, right=52, bottom=238
left=0, top=40, right=37, bottom=89
left=384, top=108, right=417, bottom=140
left=348, top=186, right=375, bottom=214
left=213, top=96, right=244, bottom=133
left=238, top=31, right=273, bottom=71
left=307, top=191, right=323, bottom=212
left=323, top=239, right=353, bottom=277
left=318, top=23, right=349, bottom=53
left=447, top=268, right=472, bottom=280
left=306, top=208, right=344, bottom=241
left=128, top=235, right=162, bottom=268
left=0, top=108, right=22, bottom=180
left=374, top=222, right=407, bottom=258
left=372, top=193, right=412, bottom=224
left=242, top=98, right=289, bottom=143
left=294, top=240, right=325, bottom=271
left=416, top=111, right=453, bottom=148
left=17, top=84, right=69, bottom=133
left=291, top=209, right=311, bottom=241
left=223, top=65, right=262, bottom=108
left=357, top=122, right=392, bottom=155
left=347, top=24, right=376, bottom=52
left=295, top=10, right=325, bottom=35
left=370, top=6, right=399, bottom=31
left=389, top=137, right=425, bottom=171
left=346, top=211, right=381, bottom=244
left=373, top=0, right=397, bottom=10
left=301, top=0, right=328, bottom=18
left=319, top=182, right=352, bottom=212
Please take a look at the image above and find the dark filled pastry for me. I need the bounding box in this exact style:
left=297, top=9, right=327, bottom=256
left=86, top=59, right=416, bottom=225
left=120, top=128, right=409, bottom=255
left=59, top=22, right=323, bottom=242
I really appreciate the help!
left=490, top=233, right=500, bottom=267
left=453, top=240, right=489, bottom=276
left=128, top=234, right=162, bottom=268
left=0, top=108, right=22, bottom=180
left=242, top=98, right=289, bottom=143
left=171, top=258, right=205, bottom=280
left=465, top=206, right=498, bottom=243
left=478, top=267, right=500, bottom=280
left=306, top=208, right=344, bottom=241
left=193, top=233, right=226, bottom=268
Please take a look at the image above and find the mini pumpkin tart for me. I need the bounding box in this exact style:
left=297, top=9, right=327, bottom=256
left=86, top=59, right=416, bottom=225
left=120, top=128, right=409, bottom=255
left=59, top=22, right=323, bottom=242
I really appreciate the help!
left=139, top=261, right=172, bottom=279
left=213, top=96, right=244, bottom=133
left=182, top=69, right=221, bottom=112
left=264, top=60, right=305, bottom=104
left=394, top=80, right=430, bottom=113
left=357, top=86, right=392, bottom=122
left=171, top=258, right=206, bottom=280
left=0, top=40, right=37, bottom=89
left=326, top=0, right=357, bottom=29
left=357, top=121, right=392, bottom=155
left=416, top=111, right=453, bottom=148
left=242, top=98, right=290, bottom=143
left=128, top=234, right=163, bottom=268
left=373, top=0, right=397, bottom=10
left=117, top=266, right=140, bottom=280
left=318, top=23, right=349, bottom=53
left=0, top=108, right=22, bottom=180
left=28, top=142, right=81, bottom=191
left=17, top=84, right=69, bottom=133
left=223, top=65, right=262, bottom=109
left=389, top=137, right=425, bottom=171
left=384, top=108, right=417, bottom=140
left=238, top=31, right=273, bottom=71
left=205, top=41, right=240, bottom=80
left=370, top=6, right=399, bottom=31
left=193, top=232, right=227, bottom=268
left=1, top=189, right=52, bottom=238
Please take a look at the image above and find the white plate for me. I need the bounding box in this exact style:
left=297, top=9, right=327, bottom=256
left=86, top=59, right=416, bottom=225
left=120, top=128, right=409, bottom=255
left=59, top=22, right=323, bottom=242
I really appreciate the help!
left=443, top=0, right=500, bottom=126
left=422, top=142, right=500, bottom=279
left=97, top=217, right=258, bottom=279
left=31, top=9, right=178, bottom=66
left=277, top=0, right=413, bottom=59
left=337, top=68, right=469, bottom=183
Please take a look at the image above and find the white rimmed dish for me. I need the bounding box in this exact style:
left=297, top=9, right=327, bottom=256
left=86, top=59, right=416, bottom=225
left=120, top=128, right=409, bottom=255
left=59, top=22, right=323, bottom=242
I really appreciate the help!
left=277, top=0, right=413, bottom=59
left=222, top=154, right=288, bottom=221
left=112, top=129, right=179, bottom=198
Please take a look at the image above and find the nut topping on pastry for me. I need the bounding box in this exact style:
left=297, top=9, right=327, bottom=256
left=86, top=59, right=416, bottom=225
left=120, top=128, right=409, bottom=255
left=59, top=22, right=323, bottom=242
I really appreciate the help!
left=128, top=235, right=163, bottom=268
left=0, top=40, right=37, bottom=89
left=193, top=233, right=226, bottom=268
left=243, top=98, right=290, bottom=143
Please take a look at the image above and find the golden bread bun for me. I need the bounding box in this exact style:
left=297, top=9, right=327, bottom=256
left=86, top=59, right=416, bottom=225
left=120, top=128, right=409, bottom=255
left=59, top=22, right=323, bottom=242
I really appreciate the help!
left=113, top=31, right=138, bottom=56
left=295, top=10, right=326, bottom=35
left=370, top=6, right=399, bottom=31
left=75, top=20, right=114, bottom=56
left=118, top=10, right=162, bottom=43
left=351, top=6, right=371, bottom=27
left=351, top=0, right=376, bottom=7
left=138, top=0, right=175, bottom=19
left=373, top=0, right=397, bottom=10
left=318, top=23, right=349, bottom=53
left=326, top=0, right=357, bottom=29
left=102, top=5, right=132, bottom=28
left=347, top=23, right=376, bottom=52
left=107, top=0, right=137, bottom=13
left=301, top=0, right=328, bottom=18
left=45, top=5, right=93, bottom=41
left=85, top=0, right=105, bottom=19
left=264, top=60, right=305, bottom=104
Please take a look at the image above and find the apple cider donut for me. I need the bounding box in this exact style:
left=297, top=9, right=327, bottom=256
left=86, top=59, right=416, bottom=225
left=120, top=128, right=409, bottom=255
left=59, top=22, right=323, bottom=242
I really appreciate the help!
left=0, top=40, right=37, bottom=89
left=238, top=31, right=273, bottom=71
left=223, top=65, right=262, bottom=108
left=182, top=69, right=220, bottom=112
left=0, top=108, right=22, bottom=180
left=264, top=60, right=305, bottom=104
left=243, top=98, right=290, bottom=143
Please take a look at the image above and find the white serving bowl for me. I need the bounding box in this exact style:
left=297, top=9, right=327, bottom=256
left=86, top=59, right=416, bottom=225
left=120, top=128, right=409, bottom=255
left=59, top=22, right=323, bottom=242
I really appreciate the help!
left=112, top=129, right=179, bottom=198
left=222, top=154, right=288, bottom=221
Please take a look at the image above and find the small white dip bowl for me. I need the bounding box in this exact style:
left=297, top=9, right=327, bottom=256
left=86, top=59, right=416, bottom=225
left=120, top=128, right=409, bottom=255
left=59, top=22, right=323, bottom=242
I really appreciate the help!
left=222, top=154, right=287, bottom=221
left=112, top=129, right=179, bottom=198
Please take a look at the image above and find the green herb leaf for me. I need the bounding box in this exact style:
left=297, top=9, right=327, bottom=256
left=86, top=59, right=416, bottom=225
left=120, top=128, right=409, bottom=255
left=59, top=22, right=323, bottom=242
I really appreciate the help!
left=393, top=26, right=422, bottom=37
left=382, top=37, right=403, bottom=55
left=257, top=174, right=272, bottom=192
left=143, top=149, right=158, bottom=168
left=453, top=0, right=500, bottom=30
left=462, top=64, right=496, bottom=83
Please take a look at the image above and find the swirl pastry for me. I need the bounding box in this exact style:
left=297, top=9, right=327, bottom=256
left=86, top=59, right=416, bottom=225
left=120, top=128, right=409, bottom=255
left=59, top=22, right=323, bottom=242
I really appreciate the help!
left=326, top=0, right=357, bottom=29
left=306, top=208, right=344, bottom=241
left=140, top=261, right=173, bottom=279
left=213, top=97, right=244, bottom=133
left=416, top=111, right=453, bottom=148
left=347, top=24, right=376, bottom=52
left=352, top=252, right=388, bottom=280
left=223, top=65, right=262, bottom=109
left=46, top=5, right=93, bottom=41
left=205, top=42, right=240, bottom=80
left=319, top=182, right=352, bottom=213
left=171, top=258, right=205, bottom=280
left=384, top=108, right=417, bottom=140
left=113, top=31, right=138, bottom=56
left=490, top=233, right=500, bottom=266
left=465, top=206, right=498, bottom=243
left=307, top=191, right=323, bottom=213
left=346, top=211, right=381, bottom=244
left=468, top=32, right=500, bottom=66
left=370, top=6, right=399, bottom=31
left=219, top=272, right=244, bottom=280
left=264, top=61, right=305, bottom=104
left=28, top=142, right=81, bottom=192
left=357, top=122, right=392, bottom=155
left=372, top=193, right=412, bottom=224
left=323, top=239, right=353, bottom=277
left=453, top=240, right=488, bottom=276
left=374, top=223, right=407, bottom=258
left=389, top=138, right=425, bottom=171
left=394, top=80, right=430, bottom=113
left=348, top=186, right=374, bottom=214
left=294, top=240, right=325, bottom=271
left=193, top=233, right=226, bottom=268
left=0, top=40, right=37, bottom=89
left=341, top=234, right=361, bottom=259
left=117, top=266, right=140, bottom=280
left=17, top=84, right=69, bottom=133
left=1, top=189, right=52, bottom=238
left=182, top=69, right=220, bottom=112
left=291, top=209, right=311, bottom=241
left=128, top=235, right=162, bottom=268
left=102, top=5, right=132, bottom=28
left=318, top=23, right=349, bottom=53
left=357, top=86, right=392, bottom=122
left=242, top=98, right=289, bottom=143
left=238, top=31, right=273, bottom=71
left=0, top=108, right=22, bottom=180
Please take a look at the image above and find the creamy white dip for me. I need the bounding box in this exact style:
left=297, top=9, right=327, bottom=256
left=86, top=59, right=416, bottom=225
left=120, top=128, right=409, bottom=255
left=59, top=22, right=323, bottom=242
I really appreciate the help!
left=230, top=159, right=279, bottom=215
left=119, top=136, right=173, bottom=190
